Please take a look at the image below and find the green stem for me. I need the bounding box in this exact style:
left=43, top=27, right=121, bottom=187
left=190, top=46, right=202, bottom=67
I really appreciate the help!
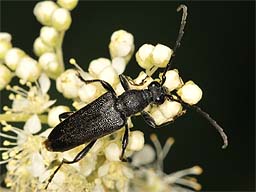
left=56, top=31, right=65, bottom=71
left=0, top=113, right=48, bottom=124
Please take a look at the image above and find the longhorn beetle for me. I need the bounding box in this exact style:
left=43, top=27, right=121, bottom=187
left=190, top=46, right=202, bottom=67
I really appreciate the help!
left=44, top=4, right=228, bottom=188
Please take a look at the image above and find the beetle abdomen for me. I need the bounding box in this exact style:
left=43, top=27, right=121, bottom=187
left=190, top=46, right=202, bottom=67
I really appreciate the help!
left=45, top=92, right=125, bottom=152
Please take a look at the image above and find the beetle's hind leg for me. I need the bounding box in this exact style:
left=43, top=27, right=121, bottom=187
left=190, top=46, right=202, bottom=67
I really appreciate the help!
left=45, top=140, right=97, bottom=189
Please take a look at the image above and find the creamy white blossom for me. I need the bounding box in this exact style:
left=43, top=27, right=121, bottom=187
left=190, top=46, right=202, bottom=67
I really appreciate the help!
left=128, top=131, right=145, bottom=151
left=4, top=73, right=55, bottom=114
left=136, top=44, right=155, bottom=69
left=39, top=52, right=63, bottom=78
left=152, top=44, right=173, bottom=68
left=56, top=69, right=82, bottom=98
left=109, top=30, right=134, bottom=63
left=104, top=143, right=122, bottom=162
left=33, top=37, right=54, bottom=56
left=4, top=48, right=26, bottom=70
left=40, top=26, right=59, bottom=47
left=33, top=1, right=58, bottom=25
left=162, top=69, right=183, bottom=91
left=0, top=37, right=12, bottom=59
left=51, top=8, right=72, bottom=31
left=15, top=56, right=41, bottom=82
left=0, top=64, right=13, bottom=90
left=177, top=81, right=203, bottom=105
left=57, top=0, right=78, bottom=10
left=48, top=105, right=70, bottom=127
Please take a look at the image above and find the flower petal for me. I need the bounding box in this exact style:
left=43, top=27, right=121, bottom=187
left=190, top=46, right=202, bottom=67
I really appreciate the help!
left=24, top=114, right=42, bottom=134
left=28, top=152, right=46, bottom=177
left=39, top=73, right=51, bottom=94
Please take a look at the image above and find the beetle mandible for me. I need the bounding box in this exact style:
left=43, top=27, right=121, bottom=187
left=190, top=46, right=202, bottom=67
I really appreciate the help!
left=44, top=4, right=228, bottom=188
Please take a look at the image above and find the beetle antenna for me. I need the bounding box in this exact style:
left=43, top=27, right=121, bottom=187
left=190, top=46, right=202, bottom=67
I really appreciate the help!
left=189, top=105, right=228, bottom=149
left=161, top=4, right=188, bottom=85
left=166, top=95, right=228, bottom=149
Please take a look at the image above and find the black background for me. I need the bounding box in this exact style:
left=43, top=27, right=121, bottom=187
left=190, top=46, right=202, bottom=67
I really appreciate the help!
left=0, top=1, right=255, bottom=191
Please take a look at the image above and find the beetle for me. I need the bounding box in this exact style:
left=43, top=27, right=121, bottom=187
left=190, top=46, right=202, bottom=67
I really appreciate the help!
left=44, top=4, right=228, bottom=188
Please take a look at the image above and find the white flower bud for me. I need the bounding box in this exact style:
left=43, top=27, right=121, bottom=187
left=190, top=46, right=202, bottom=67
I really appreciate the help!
left=158, top=100, right=182, bottom=119
left=48, top=106, right=70, bottom=127
left=136, top=44, right=154, bottom=69
left=4, top=48, right=26, bottom=70
left=132, top=144, right=155, bottom=166
left=109, top=30, right=134, bottom=63
left=33, top=1, right=58, bottom=25
left=177, top=81, right=203, bottom=105
left=0, top=32, right=12, bottom=42
left=39, top=52, right=63, bottom=79
left=150, top=108, right=167, bottom=126
left=98, top=163, right=110, bottom=177
left=56, top=69, right=82, bottom=98
left=88, top=58, right=111, bottom=76
left=98, top=65, right=119, bottom=86
left=78, top=83, right=99, bottom=103
left=128, top=131, right=144, bottom=151
left=0, top=64, right=12, bottom=90
left=0, top=40, right=12, bottom=59
left=15, top=57, right=41, bottom=82
left=162, top=69, right=182, bottom=91
left=152, top=44, right=173, bottom=68
left=39, top=52, right=57, bottom=69
left=104, top=143, right=121, bottom=162
left=112, top=57, right=126, bottom=75
left=40, top=26, right=59, bottom=47
left=57, top=0, right=78, bottom=10
left=51, top=8, right=72, bottom=31
left=33, top=37, right=54, bottom=56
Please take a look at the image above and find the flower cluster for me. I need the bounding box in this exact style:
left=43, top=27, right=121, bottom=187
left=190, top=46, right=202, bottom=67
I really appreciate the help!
left=1, top=1, right=203, bottom=192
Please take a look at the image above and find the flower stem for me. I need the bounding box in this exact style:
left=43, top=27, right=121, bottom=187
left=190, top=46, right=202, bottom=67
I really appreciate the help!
left=56, top=31, right=65, bottom=71
left=0, top=113, right=48, bottom=124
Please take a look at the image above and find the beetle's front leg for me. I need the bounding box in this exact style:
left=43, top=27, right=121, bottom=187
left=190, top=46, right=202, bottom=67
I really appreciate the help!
left=45, top=140, right=97, bottom=189
left=77, top=72, right=116, bottom=94
left=119, top=74, right=149, bottom=91
left=141, top=111, right=174, bottom=128
left=119, top=74, right=130, bottom=91
left=120, top=123, right=129, bottom=161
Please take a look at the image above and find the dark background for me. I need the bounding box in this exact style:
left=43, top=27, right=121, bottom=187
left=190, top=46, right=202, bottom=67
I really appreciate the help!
left=0, top=1, right=255, bottom=191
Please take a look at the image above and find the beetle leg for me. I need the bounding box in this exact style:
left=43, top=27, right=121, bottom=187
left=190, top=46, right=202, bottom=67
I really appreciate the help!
left=45, top=140, right=97, bottom=189
left=119, top=74, right=149, bottom=91
left=141, top=111, right=175, bottom=128
left=119, top=74, right=130, bottom=91
left=59, top=112, right=74, bottom=122
left=120, top=123, right=129, bottom=161
left=77, top=72, right=116, bottom=94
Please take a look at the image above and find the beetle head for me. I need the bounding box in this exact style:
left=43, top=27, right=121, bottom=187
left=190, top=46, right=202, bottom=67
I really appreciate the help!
left=148, top=81, right=167, bottom=105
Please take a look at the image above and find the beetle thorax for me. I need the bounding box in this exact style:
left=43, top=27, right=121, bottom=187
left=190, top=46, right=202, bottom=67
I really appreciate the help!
left=116, top=89, right=151, bottom=117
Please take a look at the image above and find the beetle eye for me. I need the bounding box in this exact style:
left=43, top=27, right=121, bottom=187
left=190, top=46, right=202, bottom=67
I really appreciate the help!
left=155, top=94, right=165, bottom=104
left=149, top=81, right=160, bottom=88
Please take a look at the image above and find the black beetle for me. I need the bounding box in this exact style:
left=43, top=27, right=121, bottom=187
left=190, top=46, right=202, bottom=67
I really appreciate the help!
left=44, top=4, right=228, bottom=188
